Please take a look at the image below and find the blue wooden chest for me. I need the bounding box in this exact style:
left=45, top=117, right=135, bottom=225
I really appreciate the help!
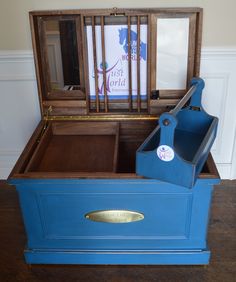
left=10, top=173, right=219, bottom=265
left=8, top=8, right=220, bottom=265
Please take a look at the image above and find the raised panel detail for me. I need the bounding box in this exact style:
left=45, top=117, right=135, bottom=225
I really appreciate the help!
left=38, top=192, right=193, bottom=241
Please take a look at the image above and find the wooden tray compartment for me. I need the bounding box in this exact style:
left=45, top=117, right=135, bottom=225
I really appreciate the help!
left=10, top=119, right=161, bottom=177
left=25, top=122, right=119, bottom=173
left=10, top=118, right=219, bottom=179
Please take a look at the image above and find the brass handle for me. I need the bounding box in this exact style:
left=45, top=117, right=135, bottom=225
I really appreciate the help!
left=85, top=210, right=144, bottom=223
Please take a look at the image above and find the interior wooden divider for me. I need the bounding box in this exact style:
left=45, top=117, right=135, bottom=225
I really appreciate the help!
left=146, top=14, right=151, bottom=113
left=92, top=16, right=100, bottom=113
left=128, top=16, right=132, bottom=112
left=137, top=16, right=141, bottom=113
left=101, top=16, right=108, bottom=112
left=80, top=15, right=90, bottom=114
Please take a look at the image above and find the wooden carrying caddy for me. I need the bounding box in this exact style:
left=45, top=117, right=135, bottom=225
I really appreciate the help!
left=137, top=77, right=218, bottom=188
left=8, top=8, right=220, bottom=265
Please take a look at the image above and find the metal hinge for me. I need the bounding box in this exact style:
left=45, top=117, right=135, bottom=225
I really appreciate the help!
left=37, top=106, right=52, bottom=143
left=37, top=122, right=47, bottom=143
left=43, top=105, right=53, bottom=120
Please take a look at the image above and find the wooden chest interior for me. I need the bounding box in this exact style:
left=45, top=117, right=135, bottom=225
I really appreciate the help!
left=10, top=7, right=213, bottom=179
left=22, top=120, right=157, bottom=174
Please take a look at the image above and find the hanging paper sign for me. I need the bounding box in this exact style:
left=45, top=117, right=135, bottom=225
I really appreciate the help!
left=86, top=24, right=147, bottom=100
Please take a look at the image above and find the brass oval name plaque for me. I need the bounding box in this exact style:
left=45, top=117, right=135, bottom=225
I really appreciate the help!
left=85, top=210, right=144, bottom=223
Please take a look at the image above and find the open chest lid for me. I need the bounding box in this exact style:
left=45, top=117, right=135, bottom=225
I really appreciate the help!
left=29, top=7, right=203, bottom=120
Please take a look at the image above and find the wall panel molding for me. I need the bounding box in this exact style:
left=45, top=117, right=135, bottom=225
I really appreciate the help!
left=0, top=50, right=33, bottom=61
left=0, top=50, right=35, bottom=82
left=0, top=75, right=35, bottom=81
left=0, top=48, right=236, bottom=179
left=201, top=47, right=236, bottom=59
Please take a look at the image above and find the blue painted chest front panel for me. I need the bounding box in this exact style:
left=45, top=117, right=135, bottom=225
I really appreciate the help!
left=10, top=177, right=218, bottom=264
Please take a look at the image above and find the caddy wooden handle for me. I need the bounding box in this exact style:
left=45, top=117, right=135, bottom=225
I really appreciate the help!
left=158, top=77, right=205, bottom=148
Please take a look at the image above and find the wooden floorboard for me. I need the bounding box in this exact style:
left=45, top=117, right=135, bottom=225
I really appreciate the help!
left=0, top=180, right=235, bottom=282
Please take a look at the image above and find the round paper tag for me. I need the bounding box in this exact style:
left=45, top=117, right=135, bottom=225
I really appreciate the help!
left=157, top=145, right=174, bottom=162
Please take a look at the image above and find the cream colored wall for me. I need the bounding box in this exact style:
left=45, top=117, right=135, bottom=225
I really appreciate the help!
left=0, top=0, right=235, bottom=49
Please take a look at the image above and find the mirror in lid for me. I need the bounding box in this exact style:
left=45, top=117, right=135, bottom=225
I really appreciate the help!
left=36, top=16, right=85, bottom=100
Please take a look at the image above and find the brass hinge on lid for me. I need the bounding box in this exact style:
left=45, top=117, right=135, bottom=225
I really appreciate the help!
left=37, top=106, right=52, bottom=143
left=43, top=105, right=53, bottom=121
left=45, top=114, right=158, bottom=121
left=42, top=105, right=157, bottom=121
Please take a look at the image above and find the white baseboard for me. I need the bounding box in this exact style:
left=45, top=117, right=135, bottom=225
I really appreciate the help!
left=215, top=163, right=232, bottom=180
left=0, top=150, right=22, bottom=179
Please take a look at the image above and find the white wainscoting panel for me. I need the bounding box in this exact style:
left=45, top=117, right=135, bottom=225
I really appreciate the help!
left=230, top=127, right=236, bottom=179
left=0, top=51, right=41, bottom=179
left=200, top=48, right=236, bottom=179
left=0, top=48, right=236, bottom=179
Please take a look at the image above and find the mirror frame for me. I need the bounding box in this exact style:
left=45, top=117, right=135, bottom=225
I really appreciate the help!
left=37, top=15, right=85, bottom=100
left=150, top=12, right=201, bottom=98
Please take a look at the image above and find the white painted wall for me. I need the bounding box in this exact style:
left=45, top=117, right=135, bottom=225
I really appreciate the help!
left=1, top=1, right=236, bottom=49
left=0, top=49, right=236, bottom=179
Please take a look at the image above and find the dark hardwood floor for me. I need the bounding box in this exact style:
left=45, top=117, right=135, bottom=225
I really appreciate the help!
left=0, top=180, right=235, bottom=282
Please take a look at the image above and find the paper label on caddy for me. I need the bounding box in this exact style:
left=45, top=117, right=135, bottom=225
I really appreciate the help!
left=157, top=145, right=175, bottom=162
